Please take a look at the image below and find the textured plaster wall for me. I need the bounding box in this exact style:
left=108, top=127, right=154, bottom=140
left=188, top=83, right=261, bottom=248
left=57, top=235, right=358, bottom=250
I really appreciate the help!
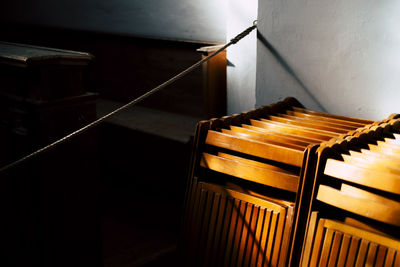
left=226, top=0, right=258, bottom=115
left=0, top=0, right=226, bottom=43
left=256, top=0, right=400, bottom=120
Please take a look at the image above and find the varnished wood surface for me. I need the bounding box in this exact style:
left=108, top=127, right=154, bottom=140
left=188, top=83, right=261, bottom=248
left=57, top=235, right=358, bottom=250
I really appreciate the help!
left=261, top=115, right=349, bottom=134
left=302, top=214, right=400, bottom=267
left=227, top=126, right=309, bottom=150
left=184, top=97, right=381, bottom=267
left=199, top=46, right=227, bottom=118
left=205, top=130, right=305, bottom=167
left=324, top=158, right=400, bottom=194
left=340, top=184, right=400, bottom=209
left=229, top=125, right=310, bottom=147
left=341, top=153, right=400, bottom=174
left=298, top=117, right=400, bottom=267
left=277, top=113, right=355, bottom=131
left=285, top=110, right=365, bottom=128
left=220, top=128, right=306, bottom=150
left=349, top=150, right=400, bottom=168
left=200, top=153, right=299, bottom=192
left=183, top=181, right=294, bottom=266
left=292, top=106, right=375, bottom=124
left=317, top=184, right=400, bottom=227
left=250, top=119, right=334, bottom=141
left=0, top=41, right=93, bottom=67
left=241, top=124, right=323, bottom=144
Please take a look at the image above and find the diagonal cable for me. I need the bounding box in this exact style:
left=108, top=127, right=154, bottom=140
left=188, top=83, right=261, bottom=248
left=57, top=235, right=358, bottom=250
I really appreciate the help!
left=0, top=22, right=257, bottom=173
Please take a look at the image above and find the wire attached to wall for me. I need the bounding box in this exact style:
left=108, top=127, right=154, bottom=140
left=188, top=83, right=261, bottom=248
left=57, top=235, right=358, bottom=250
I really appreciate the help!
left=0, top=21, right=257, bottom=173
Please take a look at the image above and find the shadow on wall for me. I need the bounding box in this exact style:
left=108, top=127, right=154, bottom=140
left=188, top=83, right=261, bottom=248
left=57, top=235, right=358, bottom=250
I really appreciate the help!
left=256, top=31, right=327, bottom=112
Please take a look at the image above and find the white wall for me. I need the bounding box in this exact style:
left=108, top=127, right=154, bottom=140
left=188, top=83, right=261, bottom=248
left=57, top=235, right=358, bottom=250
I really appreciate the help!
left=0, top=0, right=226, bottom=43
left=226, top=0, right=258, bottom=115
left=256, top=0, right=400, bottom=120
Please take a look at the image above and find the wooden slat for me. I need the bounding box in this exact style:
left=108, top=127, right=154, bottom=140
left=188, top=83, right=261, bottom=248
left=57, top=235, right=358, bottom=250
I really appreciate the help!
left=263, top=115, right=348, bottom=134
left=355, top=239, right=369, bottom=267
left=375, top=246, right=387, bottom=267
left=209, top=194, right=227, bottom=266
left=349, top=150, right=400, bottom=169
left=341, top=154, right=400, bottom=175
left=301, top=212, right=319, bottom=266
left=365, top=242, right=378, bottom=267
left=271, top=207, right=288, bottom=267
left=200, top=182, right=290, bottom=213
left=359, top=149, right=400, bottom=169
left=368, top=144, right=400, bottom=156
left=215, top=197, right=234, bottom=266
left=327, top=231, right=343, bottom=267
left=251, top=207, right=266, bottom=267
left=229, top=125, right=311, bottom=147
left=340, top=184, right=400, bottom=210
left=377, top=140, right=400, bottom=149
left=384, top=137, right=400, bottom=145
left=341, top=154, right=375, bottom=168
left=345, top=236, right=360, bottom=267
left=196, top=190, right=215, bottom=263
left=285, top=110, right=366, bottom=128
left=319, top=228, right=335, bottom=266
left=257, top=209, right=272, bottom=266
left=277, top=206, right=294, bottom=267
left=242, top=124, right=324, bottom=143
left=317, top=185, right=400, bottom=227
left=237, top=202, right=253, bottom=267
left=337, top=234, right=351, bottom=266
left=243, top=205, right=260, bottom=267
left=277, top=113, right=356, bottom=131
left=221, top=128, right=306, bottom=150
left=265, top=212, right=279, bottom=266
left=201, top=153, right=299, bottom=192
left=344, top=217, right=386, bottom=235
left=223, top=198, right=240, bottom=266
left=230, top=200, right=248, bottom=266
left=309, top=219, right=327, bottom=266
left=217, top=152, right=299, bottom=175
left=384, top=248, right=396, bottom=267
left=203, top=193, right=221, bottom=266
left=250, top=119, right=334, bottom=141
left=324, top=159, right=400, bottom=194
left=242, top=189, right=295, bottom=208
left=292, top=106, right=375, bottom=124
left=360, top=148, right=400, bottom=160
left=260, top=117, right=340, bottom=136
left=394, top=250, right=400, bottom=266
left=205, top=130, right=305, bottom=167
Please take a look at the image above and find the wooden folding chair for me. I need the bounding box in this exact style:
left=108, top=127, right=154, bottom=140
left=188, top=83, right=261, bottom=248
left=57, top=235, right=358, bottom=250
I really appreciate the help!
left=181, top=97, right=376, bottom=266
left=299, top=117, right=400, bottom=266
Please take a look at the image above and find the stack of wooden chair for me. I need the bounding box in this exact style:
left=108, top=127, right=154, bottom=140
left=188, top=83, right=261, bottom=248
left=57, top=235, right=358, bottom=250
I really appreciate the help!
left=300, top=114, right=400, bottom=266
left=181, top=97, right=391, bottom=266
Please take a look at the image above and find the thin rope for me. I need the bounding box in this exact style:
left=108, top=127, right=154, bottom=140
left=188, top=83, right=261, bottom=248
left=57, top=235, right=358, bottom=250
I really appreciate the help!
left=0, top=22, right=257, bottom=173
